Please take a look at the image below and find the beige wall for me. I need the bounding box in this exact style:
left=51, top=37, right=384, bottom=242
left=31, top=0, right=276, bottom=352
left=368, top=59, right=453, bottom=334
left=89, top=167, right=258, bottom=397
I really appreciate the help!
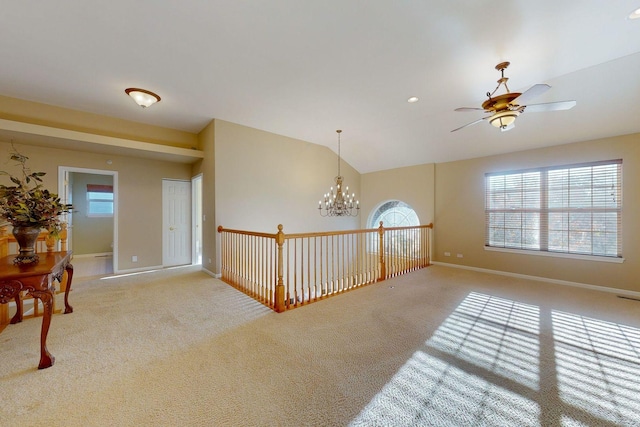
left=194, top=120, right=216, bottom=271
left=360, top=163, right=435, bottom=228
left=0, top=141, right=192, bottom=271
left=213, top=120, right=360, bottom=273
left=433, top=133, right=640, bottom=293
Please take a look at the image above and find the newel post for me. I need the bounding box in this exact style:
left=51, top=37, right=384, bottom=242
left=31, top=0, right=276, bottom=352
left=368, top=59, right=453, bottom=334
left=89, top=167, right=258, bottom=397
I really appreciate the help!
left=378, top=221, right=386, bottom=281
left=274, top=224, right=286, bottom=312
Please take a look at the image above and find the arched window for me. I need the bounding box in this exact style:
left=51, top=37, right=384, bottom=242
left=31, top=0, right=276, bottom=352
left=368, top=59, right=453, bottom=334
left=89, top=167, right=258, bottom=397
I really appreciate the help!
left=368, top=200, right=420, bottom=228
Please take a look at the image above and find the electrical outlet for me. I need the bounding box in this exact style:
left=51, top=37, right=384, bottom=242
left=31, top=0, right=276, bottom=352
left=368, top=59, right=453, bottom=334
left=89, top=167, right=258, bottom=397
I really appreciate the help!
left=132, top=255, right=138, bottom=262
left=444, top=252, right=451, bottom=257
left=208, top=258, right=212, bottom=264
left=456, top=253, right=463, bottom=258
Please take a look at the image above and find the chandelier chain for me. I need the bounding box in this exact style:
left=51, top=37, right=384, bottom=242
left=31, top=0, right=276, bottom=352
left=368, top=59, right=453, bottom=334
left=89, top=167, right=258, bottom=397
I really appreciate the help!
left=337, top=129, right=341, bottom=178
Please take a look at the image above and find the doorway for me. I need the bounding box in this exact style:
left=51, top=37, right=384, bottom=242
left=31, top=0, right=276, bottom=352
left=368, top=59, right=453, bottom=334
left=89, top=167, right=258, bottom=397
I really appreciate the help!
left=58, top=166, right=118, bottom=275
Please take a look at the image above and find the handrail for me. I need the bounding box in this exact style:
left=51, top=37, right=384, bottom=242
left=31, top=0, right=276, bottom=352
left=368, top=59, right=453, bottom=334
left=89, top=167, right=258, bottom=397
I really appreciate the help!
left=218, top=222, right=433, bottom=313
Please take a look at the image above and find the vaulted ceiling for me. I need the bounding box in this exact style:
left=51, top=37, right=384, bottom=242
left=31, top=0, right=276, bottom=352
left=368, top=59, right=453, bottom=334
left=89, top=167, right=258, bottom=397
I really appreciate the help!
left=1, top=1, right=640, bottom=173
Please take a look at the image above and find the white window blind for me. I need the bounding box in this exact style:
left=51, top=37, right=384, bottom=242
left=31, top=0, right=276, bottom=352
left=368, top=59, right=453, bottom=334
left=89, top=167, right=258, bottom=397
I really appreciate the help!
left=87, top=184, right=114, bottom=217
left=485, top=160, right=622, bottom=258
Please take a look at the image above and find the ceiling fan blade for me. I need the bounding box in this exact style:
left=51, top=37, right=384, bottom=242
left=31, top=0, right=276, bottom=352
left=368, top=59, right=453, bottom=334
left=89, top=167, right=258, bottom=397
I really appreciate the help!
left=455, top=107, right=485, bottom=112
left=523, top=100, right=577, bottom=113
left=512, top=84, right=551, bottom=106
left=450, top=116, right=490, bottom=132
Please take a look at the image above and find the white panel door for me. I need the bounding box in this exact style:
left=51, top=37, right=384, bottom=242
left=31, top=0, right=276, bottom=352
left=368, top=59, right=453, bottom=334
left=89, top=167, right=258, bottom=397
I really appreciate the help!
left=163, top=179, right=192, bottom=266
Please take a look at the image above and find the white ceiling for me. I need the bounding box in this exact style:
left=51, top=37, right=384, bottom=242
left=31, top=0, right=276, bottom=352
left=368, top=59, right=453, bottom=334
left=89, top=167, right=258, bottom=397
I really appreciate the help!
left=1, top=1, right=640, bottom=173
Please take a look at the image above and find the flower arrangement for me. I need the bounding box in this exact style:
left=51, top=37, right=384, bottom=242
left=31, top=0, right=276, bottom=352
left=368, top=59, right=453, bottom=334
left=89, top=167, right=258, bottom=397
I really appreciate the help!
left=0, top=146, right=71, bottom=238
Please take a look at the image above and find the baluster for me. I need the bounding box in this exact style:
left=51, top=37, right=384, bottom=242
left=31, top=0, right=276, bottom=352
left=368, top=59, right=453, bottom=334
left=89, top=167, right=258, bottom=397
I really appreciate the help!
left=293, top=238, right=298, bottom=306
left=307, top=237, right=311, bottom=302
left=0, top=225, right=8, bottom=259
left=313, top=237, right=317, bottom=301
left=286, top=240, right=291, bottom=309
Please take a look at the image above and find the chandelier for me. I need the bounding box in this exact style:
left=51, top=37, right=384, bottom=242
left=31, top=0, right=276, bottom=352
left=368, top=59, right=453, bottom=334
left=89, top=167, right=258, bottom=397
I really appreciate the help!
left=319, top=130, right=360, bottom=217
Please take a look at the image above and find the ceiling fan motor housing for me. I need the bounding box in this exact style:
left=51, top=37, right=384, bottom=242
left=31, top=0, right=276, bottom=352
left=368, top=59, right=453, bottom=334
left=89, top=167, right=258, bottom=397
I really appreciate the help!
left=482, top=93, right=522, bottom=112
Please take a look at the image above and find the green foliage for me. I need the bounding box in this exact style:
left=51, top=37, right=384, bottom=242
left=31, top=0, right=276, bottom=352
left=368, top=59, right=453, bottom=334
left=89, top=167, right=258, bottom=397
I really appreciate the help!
left=0, top=147, right=72, bottom=238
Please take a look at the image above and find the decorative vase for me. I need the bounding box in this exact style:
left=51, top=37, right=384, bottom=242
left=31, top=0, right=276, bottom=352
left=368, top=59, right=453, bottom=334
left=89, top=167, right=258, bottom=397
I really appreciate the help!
left=12, top=225, right=42, bottom=265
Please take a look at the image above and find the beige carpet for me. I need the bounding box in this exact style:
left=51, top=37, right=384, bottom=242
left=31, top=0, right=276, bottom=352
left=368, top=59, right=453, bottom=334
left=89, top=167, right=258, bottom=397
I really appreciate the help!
left=1, top=265, right=639, bottom=426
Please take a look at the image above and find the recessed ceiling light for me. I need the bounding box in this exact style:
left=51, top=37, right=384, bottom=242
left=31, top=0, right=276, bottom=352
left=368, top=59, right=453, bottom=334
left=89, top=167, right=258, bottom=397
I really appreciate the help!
left=407, top=96, right=419, bottom=103
left=125, top=88, right=161, bottom=108
left=629, top=7, right=640, bottom=19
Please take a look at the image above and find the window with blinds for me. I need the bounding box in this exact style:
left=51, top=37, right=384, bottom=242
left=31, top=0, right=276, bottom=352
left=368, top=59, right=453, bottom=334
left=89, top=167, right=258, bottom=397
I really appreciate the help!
left=86, top=184, right=114, bottom=217
left=485, top=160, right=622, bottom=258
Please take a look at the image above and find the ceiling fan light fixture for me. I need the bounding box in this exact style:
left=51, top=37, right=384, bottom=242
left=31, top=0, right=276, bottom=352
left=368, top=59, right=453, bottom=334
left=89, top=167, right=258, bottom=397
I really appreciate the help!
left=489, top=110, right=519, bottom=129
left=125, top=88, right=161, bottom=108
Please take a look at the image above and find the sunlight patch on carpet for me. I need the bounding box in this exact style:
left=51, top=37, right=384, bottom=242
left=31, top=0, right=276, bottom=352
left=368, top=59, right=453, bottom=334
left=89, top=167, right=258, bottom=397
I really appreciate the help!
left=350, top=292, right=541, bottom=426
left=350, top=292, right=640, bottom=426
left=552, top=311, right=640, bottom=425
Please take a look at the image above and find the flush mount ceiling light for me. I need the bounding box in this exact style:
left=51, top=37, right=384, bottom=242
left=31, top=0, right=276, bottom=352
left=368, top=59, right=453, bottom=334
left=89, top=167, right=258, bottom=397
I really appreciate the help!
left=629, top=7, right=640, bottom=19
left=125, top=88, right=161, bottom=108
left=407, top=96, right=419, bottom=103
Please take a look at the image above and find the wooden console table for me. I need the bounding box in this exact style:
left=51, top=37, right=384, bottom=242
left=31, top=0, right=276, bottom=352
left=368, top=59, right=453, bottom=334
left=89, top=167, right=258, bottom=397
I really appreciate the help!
left=0, top=251, right=73, bottom=369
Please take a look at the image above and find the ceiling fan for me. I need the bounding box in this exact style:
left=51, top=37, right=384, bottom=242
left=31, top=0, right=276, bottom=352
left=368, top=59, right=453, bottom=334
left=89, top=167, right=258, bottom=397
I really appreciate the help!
left=451, top=61, right=576, bottom=132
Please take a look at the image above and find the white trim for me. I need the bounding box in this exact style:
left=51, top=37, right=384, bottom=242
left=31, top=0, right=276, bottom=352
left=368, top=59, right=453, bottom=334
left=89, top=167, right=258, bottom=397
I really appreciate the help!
left=431, top=261, right=640, bottom=299
left=71, top=252, right=113, bottom=259
left=59, top=166, right=118, bottom=272
left=114, top=264, right=164, bottom=275
left=484, top=246, right=625, bottom=263
left=201, top=267, right=221, bottom=278
left=191, top=174, right=203, bottom=266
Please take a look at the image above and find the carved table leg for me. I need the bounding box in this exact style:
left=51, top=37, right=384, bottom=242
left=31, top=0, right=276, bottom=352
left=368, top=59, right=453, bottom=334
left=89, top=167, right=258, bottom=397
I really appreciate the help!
left=31, top=290, right=55, bottom=369
left=64, top=263, right=74, bottom=314
left=10, top=293, right=23, bottom=324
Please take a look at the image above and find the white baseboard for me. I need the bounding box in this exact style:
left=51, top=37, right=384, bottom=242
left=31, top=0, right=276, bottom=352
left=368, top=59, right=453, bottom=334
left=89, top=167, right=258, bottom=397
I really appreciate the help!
left=72, top=252, right=113, bottom=259
left=201, top=267, right=221, bottom=278
left=431, top=261, right=640, bottom=299
left=114, top=265, right=164, bottom=275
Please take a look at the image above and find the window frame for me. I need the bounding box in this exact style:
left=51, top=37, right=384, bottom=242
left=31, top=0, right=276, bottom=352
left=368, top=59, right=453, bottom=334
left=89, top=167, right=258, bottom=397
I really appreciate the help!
left=484, top=159, right=623, bottom=262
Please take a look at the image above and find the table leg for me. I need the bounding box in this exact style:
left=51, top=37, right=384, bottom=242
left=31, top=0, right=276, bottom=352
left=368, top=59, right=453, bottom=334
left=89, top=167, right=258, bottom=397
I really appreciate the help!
left=31, top=289, right=55, bottom=369
left=10, top=294, right=23, bottom=324
left=64, top=263, right=74, bottom=314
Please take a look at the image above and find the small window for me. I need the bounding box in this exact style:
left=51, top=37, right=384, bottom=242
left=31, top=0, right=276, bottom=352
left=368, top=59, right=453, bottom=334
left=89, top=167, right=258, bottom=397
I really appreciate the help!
left=368, top=200, right=420, bottom=228
left=87, top=184, right=114, bottom=217
left=485, top=160, right=622, bottom=258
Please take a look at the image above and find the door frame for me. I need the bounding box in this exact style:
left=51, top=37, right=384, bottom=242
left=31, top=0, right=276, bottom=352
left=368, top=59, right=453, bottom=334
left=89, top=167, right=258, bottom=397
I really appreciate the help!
left=58, top=166, right=119, bottom=273
left=191, top=174, right=203, bottom=265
